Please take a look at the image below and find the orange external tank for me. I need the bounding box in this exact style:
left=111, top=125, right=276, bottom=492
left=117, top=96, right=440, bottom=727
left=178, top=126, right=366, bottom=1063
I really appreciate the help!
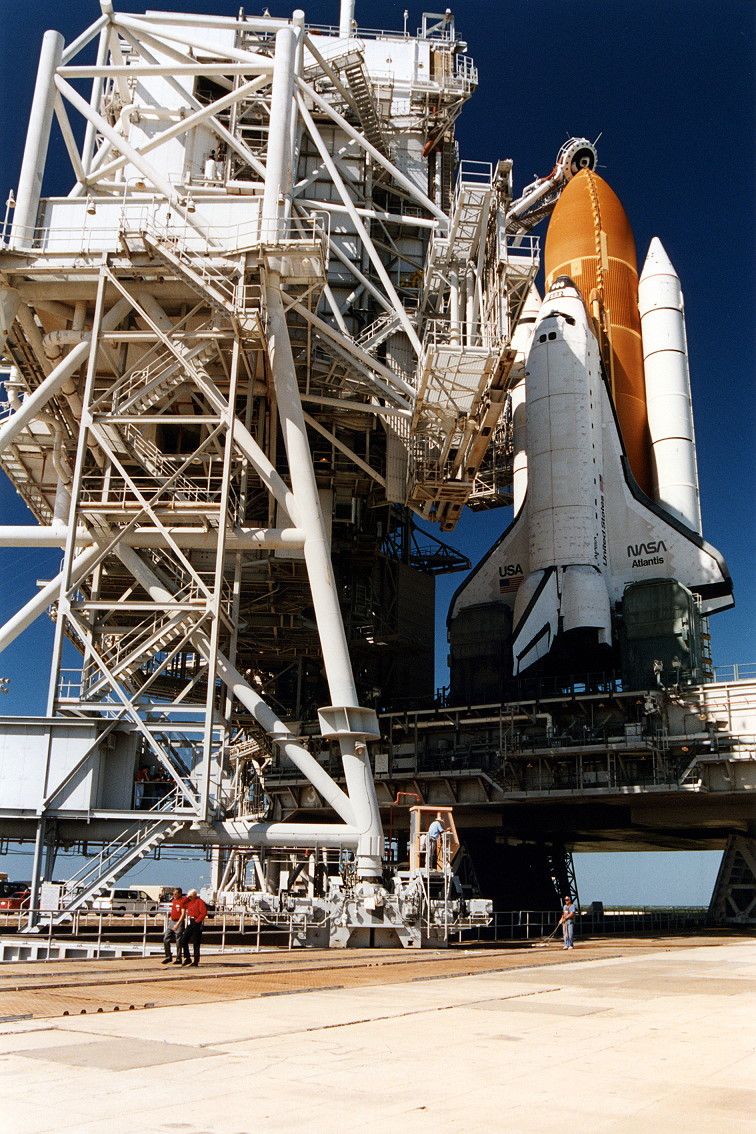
left=544, top=169, right=652, bottom=496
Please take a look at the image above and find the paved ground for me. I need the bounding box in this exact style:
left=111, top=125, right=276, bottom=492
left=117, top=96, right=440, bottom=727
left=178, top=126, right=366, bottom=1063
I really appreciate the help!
left=0, top=936, right=754, bottom=1134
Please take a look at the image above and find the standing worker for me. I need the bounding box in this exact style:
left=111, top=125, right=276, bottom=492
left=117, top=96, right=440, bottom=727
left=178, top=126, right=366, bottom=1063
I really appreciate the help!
left=163, top=887, right=189, bottom=965
left=559, top=894, right=576, bottom=949
left=426, top=813, right=447, bottom=870
left=177, top=888, right=208, bottom=966
left=134, top=765, right=150, bottom=808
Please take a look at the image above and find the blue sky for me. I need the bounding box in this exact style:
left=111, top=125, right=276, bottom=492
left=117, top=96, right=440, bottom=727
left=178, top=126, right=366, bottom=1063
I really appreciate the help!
left=0, top=1, right=752, bottom=905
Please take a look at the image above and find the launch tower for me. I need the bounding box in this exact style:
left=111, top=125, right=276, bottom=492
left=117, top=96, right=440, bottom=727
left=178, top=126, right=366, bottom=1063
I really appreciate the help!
left=0, top=4, right=752, bottom=937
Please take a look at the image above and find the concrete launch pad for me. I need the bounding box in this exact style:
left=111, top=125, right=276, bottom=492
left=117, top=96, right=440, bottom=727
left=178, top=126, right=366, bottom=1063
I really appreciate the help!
left=0, top=935, right=753, bottom=1133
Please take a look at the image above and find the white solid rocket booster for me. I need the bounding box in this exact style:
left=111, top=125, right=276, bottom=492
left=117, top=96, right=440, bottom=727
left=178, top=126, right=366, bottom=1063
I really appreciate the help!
left=639, top=238, right=702, bottom=534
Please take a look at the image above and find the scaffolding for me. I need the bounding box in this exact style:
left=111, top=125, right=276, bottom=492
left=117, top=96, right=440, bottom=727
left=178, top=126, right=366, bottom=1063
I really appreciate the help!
left=0, top=5, right=591, bottom=940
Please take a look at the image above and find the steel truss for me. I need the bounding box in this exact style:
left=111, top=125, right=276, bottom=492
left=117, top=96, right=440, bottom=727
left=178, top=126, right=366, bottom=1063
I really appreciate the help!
left=0, top=5, right=572, bottom=930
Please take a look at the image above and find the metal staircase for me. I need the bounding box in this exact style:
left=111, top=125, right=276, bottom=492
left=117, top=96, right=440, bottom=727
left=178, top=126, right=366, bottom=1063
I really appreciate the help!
left=111, top=342, right=212, bottom=416
left=91, top=610, right=199, bottom=688
left=336, top=52, right=390, bottom=157
left=137, top=230, right=240, bottom=318
left=356, top=311, right=403, bottom=353
left=51, top=800, right=187, bottom=924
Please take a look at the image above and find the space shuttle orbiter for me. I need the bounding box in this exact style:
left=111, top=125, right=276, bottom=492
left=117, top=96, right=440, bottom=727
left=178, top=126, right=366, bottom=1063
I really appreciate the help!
left=449, top=170, right=732, bottom=687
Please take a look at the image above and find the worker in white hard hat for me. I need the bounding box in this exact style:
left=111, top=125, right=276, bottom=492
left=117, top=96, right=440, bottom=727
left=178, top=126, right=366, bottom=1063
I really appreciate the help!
left=426, top=813, right=447, bottom=870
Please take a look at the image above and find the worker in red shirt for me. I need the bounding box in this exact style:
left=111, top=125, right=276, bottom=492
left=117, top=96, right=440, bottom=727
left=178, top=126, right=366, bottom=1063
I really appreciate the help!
left=163, top=887, right=190, bottom=965
left=177, top=888, right=208, bottom=966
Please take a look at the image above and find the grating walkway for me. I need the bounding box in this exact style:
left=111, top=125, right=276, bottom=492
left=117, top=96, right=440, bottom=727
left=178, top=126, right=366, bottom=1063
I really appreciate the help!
left=0, top=934, right=742, bottom=1022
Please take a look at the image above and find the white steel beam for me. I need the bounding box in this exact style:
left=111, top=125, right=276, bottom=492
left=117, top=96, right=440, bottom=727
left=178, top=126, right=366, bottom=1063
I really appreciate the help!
left=297, top=70, right=450, bottom=229
left=79, top=18, right=110, bottom=177
left=289, top=300, right=414, bottom=404
left=0, top=543, right=103, bottom=656
left=127, top=287, right=300, bottom=522
left=297, top=94, right=423, bottom=356
left=53, top=76, right=217, bottom=241
left=115, top=14, right=276, bottom=72
left=262, top=27, right=298, bottom=234
left=84, top=75, right=271, bottom=187
left=303, top=413, right=387, bottom=489
left=11, top=31, right=64, bottom=246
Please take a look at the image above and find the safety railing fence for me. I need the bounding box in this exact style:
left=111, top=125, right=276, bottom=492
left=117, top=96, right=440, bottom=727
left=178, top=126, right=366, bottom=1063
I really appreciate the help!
left=0, top=210, right=329, bottom=258
left=711, top=663, right=756, bottom=683
left=0, top=907, right=314, bottom=959
left=465, top=907, right=712, bottom=943
left=0, top=898, right=720, bottom=961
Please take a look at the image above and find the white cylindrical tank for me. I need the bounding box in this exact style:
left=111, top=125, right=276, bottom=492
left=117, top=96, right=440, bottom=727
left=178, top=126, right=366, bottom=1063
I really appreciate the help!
left=510, top=286, right=541, bottom=515
left=639, top=238, right=702, bottom=533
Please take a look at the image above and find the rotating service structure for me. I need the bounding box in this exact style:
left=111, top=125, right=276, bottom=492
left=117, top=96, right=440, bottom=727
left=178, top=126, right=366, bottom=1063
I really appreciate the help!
left=0, top=2, right=570, bottom=941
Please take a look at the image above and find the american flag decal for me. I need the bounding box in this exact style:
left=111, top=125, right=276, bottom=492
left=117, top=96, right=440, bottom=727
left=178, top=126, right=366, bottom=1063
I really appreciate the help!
left=499, top=576, right=522, bottom=592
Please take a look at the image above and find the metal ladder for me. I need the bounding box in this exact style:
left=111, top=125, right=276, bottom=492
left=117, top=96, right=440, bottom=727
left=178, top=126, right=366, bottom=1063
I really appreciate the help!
left=50, top=804, right=187, bottom=923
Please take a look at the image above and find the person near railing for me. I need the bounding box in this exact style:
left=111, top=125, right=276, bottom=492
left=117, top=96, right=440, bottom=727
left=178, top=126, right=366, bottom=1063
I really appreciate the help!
left=559, top=895, right=576, bottom=949
left=427, top=813, right=447, bottom=870
left=176, top=889, right=208, bottom=967
left=163, top=887, right=190, bottom=966
left=134, top=765, right=150, bottom=808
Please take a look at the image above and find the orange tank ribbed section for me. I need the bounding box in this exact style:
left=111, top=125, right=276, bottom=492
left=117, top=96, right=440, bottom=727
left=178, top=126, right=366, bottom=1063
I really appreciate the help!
left=544, top=169, right=652, bottom=495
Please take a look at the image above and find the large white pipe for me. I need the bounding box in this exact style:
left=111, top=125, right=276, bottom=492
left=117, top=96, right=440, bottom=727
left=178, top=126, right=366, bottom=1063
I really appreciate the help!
left=287, top=11, right=306, bottom=223
left=449, top=269, right=461, bottom=346
left=215, top=820, right=359, bottom=849
left=0, top=296, right=133, bottom=456
left=0, top=525, right=305, bottom=549
left=339, top=0, right=356, bottom=38
left=266, top=283, right=360, bottom=711
left=11, top=30, right=64, bottom=246
left=639, top=238, right=702, bottom=533
left=265, top=281, right=384, bottom=873
left=262, top=26, right=297, bottom=236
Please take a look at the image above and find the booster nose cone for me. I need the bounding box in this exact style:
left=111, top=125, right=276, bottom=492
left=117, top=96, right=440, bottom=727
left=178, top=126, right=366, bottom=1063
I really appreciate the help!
left=639, top=236, right=676, bottom=281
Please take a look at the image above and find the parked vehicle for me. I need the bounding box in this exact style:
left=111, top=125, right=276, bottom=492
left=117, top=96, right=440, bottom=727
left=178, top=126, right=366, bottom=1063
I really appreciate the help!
left=92, top=888, right=159, bottom=916
left=0, top=881, right=31, bottom=910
